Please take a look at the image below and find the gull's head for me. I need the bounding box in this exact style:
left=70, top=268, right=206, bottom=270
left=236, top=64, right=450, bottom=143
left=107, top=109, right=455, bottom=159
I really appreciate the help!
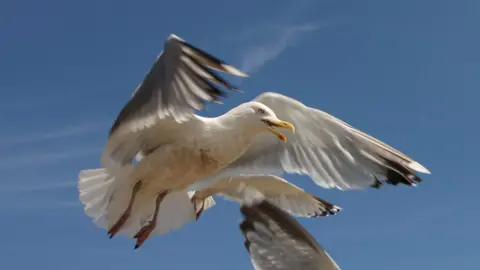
left=229, top=102, right=295, bottom=142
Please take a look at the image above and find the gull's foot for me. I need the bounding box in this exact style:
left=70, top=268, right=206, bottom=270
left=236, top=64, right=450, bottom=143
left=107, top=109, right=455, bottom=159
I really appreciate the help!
left=108, top=212, right=130, bottom=239
left=132, top=190, right=169, bottom=249
left=134, top=221, right=156, bottom=249
left=107, top=181, right=143, bottom=239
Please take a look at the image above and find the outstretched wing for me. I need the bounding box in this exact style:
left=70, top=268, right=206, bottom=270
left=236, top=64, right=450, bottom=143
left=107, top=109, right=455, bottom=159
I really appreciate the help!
left=212, top=175, right=341, bottom=217
left=239, top=200, right=341, bottom=270
left=102, top=34, right=247, bottom=170
left=206, top=92, right=430, bottom=191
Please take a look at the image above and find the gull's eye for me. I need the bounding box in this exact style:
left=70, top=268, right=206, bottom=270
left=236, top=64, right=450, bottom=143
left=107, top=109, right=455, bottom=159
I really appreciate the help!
left=256, top=108, right=266, bottom=114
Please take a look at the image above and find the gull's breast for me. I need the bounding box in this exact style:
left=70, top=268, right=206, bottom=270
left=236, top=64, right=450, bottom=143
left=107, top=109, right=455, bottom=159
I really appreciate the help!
left=133, top=143, right=227, bottom=193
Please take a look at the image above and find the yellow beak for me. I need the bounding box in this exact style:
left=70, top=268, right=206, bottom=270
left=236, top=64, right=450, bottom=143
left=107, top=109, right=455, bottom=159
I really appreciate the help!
left=263, top=120, right=295, bottom=142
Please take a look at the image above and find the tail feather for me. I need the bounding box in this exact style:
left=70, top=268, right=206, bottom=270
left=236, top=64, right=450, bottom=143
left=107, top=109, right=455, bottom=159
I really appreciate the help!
left=78, top=168, right=197, bottom=238
left=78, top=166, right=144, bottom=235
left=78, top=168, right=115, bottom=229
left=153, top=191, right=196, bottom=235
left=78, top=169, right=110, bottom=192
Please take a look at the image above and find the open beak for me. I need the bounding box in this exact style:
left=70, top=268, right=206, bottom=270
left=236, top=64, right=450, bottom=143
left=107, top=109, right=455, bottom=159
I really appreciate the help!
left=262, top=119, right=295, bottom=142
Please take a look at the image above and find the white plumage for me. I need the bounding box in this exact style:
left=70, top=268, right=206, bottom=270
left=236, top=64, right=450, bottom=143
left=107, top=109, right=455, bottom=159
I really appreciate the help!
left=78, top=33, right=431, bottom=249
left=190, top=175, right=341, bottom=220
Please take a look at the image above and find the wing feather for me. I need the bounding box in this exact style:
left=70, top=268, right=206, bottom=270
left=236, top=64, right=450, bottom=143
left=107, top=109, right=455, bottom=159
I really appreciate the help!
left=101, top=34, right=247, bottom=170
left=240, top=201, right=341, bottom=270
left=206, top=175, right=341, bottom=217
left=204, top=92, right=430, bottom=191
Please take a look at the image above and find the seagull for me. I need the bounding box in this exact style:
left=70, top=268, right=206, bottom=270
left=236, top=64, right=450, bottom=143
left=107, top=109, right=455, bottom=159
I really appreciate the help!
left=239, top=200, right=341, bottom=270
left=78, top=34, right=293, bottom=249
left=190, top=175, right=342, bottom=221
left=78, top=33, right=431, bottom=249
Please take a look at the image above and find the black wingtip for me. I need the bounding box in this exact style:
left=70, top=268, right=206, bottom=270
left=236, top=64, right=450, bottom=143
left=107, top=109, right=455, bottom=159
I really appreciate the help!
left=371, top=158, right=425, bottom=189
left=370, top=177, right=384, bottom=189
left=308, top=196, right=343, bottom=217
left=179, top=39, right=248, bottom=78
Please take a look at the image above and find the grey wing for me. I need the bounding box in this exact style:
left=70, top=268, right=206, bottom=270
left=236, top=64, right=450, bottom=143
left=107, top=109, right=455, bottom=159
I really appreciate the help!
left=102, top=34, right=247, bottom=168
left=206, top=92, right=431, bottom=191
left=239, top=200, right=341, bottom=270
left=109, top=33, right=247, bottom=136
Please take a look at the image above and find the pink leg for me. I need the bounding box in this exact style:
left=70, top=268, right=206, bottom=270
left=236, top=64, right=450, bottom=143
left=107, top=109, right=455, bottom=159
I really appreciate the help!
left=108, top=181, right=142, bottom=239
left=195, top=200, right=205, bottom=221
left=190, top=195, right=205, bottom=221
left=133, top=190, right=169, bottom=249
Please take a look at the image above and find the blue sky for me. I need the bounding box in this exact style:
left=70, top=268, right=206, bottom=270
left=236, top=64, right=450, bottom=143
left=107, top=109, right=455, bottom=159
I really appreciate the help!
left=0, top=0, right=477, bottom=269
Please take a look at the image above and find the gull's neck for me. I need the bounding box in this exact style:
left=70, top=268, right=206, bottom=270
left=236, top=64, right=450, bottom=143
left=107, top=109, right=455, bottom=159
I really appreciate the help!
left=213, top=110, right=265, bottom=140
left=196, top=113, right=259, bottom=165
left=215, top=111, right=252, bottom=130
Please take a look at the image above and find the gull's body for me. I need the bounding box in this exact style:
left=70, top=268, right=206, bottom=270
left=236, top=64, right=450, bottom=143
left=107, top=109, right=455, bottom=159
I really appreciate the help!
left=80, top=104, right=292, bottom=248
left=240, top=200, right=341, bottom=270
left=78, top=33, right=431, bottom=249
left=190, top=175, right=341, bottom=220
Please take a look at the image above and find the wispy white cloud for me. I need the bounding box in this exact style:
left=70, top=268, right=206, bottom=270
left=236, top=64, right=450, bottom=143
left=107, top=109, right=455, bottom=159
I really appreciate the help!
left=0, top=181, right=77, bottom=193
left=224, top=0, right=345, bottom=76
left=239, top=22, right=327, bottom=74
left=0, top=121, right=107, bottom=146
left=0, top=147, right=100, bottom=169
left=0, top=200, right=81, bottom=212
